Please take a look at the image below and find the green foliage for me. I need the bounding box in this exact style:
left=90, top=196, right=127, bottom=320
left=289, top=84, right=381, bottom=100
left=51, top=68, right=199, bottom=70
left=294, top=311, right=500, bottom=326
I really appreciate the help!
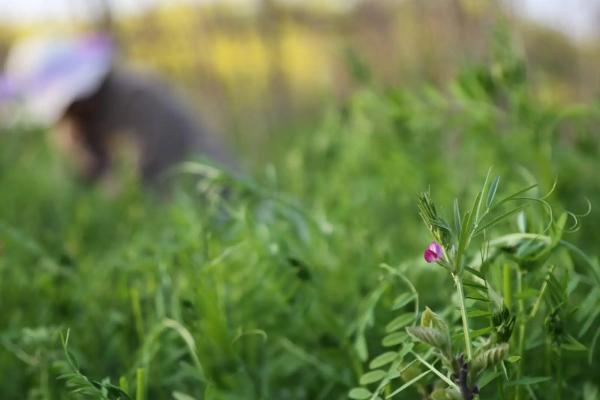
left=56, top=331, right=131, bottom=400
left=1, top=33, right=600, bottom=400
left=354, top=175, right=599, bottom=399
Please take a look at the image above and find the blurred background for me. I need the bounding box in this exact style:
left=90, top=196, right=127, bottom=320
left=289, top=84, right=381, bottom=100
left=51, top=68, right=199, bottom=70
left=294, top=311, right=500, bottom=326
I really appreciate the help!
left=2, top=1, right=600, bottom=398
left=2, top=0, right=600, bottom=163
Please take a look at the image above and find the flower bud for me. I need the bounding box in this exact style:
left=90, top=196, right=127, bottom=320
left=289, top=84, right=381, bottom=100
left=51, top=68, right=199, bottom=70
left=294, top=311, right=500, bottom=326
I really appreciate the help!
left=424, top=241, right=443, bottom=263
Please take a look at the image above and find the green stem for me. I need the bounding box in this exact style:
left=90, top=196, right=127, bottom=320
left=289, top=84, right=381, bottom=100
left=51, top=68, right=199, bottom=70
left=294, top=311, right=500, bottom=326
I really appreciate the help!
left=41, top=362, right=49, bottom=400
left=503, top=263, right=512, bottom=311
left=453, top=273, right=473, bottom=360
left=530, top=265, right=555, bottom=319
left=412, top=351, right=460, bottom=391
left=515, top=268, right=526, bottom=400
left=556, top=348, right=562, bottom=400
left=136, top=368, right=145, bottom=400
left=131, top=288, right=145, bottom=343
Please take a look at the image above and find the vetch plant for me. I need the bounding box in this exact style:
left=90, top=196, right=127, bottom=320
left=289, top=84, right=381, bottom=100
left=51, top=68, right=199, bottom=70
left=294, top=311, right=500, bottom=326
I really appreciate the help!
left=350, top=171, right=598, bottom=400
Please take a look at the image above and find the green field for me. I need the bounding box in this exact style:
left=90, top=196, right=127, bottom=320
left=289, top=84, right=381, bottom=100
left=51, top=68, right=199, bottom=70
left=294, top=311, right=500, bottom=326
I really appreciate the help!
left=1, top=37, right=600, bottom=400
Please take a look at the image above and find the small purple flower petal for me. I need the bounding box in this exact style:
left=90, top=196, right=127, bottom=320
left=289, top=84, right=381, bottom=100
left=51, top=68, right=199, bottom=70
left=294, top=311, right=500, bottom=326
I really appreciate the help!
left=424, top=241, right=443, bottom=263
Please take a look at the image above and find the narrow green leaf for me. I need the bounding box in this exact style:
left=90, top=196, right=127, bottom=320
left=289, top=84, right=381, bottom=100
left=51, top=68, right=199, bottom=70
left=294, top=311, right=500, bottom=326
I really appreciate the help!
left=470, top=326, right=493, bottom=339
left=173, top=392, right=197, bottom=400
left=493, top=183, right=538, bottom=209
left=467, top=309, right=492, bottom=318
left=486, top=176, right=500, bottom=208
left=476, top=169, right=492, bottom=222
left=513, top=288, right=539, bottom=300
left=359, top=370, right=387, bottom=385
left=465, top=294, right=489, bottom=302
left=463, top=279, right=487, bottom=291
left=385, top=313, right=414, bottom=333
left=348, top=387, right=372, bottom=399
left=411, top=351, right=460, bottom=390
left=392, top=293, right=415, bottom=310
left=464, top=266, right=485, bottom=279
left=589, top=328, right=600, bottom=365
left=355, top=335, right=368, bottom=361
left=382, top=332, right=408, bottom=347
left=476, top=205, right=527, bottom=234
left=386, top=370, right=431, bottom=397
left=486, top=284, right=504, bottom=310
left=506, top=376, right=552, bottom=387
left=514, top=240, right=547, bottom=259
left=561, top=335, right=587, bottom=352
left=457, top=192, right=482, bottom=271
left=579, top=307, right=600, bottom=337
left=369, top=352, right=398, bottom=369
left=478, top=370, right=501, bottom=389
left=454, top=198, right=461, bottom=235
left=517, top=211, right=527, bottom=233
left=399, top=342, right=414, bottom=358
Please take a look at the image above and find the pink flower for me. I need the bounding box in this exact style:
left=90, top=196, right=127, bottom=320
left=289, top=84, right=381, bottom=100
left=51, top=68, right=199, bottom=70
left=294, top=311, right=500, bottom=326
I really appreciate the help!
left=424, top=241, right=443, bottom=263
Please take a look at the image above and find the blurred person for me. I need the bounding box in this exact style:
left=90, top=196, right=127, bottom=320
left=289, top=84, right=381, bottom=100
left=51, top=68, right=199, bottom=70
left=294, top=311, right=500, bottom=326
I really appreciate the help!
left=0, top=32, right=234, bottom=190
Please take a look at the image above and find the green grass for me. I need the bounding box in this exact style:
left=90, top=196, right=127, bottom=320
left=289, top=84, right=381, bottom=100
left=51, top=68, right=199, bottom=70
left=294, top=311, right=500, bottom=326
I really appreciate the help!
left=1, top=44, right=599, bottom=399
